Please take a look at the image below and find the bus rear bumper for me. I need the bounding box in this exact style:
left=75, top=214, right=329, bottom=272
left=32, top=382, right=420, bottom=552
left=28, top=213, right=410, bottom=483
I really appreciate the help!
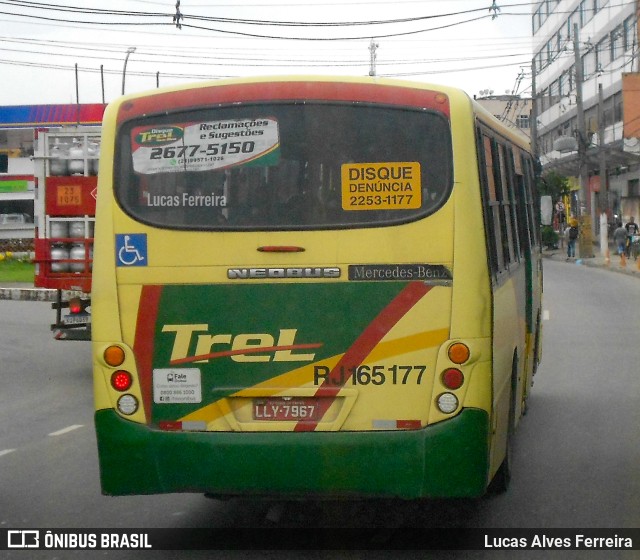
left=95, top=408, right=490, bottom=499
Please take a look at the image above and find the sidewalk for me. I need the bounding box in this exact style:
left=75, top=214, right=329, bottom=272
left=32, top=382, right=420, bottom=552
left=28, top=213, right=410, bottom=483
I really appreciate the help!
left=542, top=243, right=640, bottom=278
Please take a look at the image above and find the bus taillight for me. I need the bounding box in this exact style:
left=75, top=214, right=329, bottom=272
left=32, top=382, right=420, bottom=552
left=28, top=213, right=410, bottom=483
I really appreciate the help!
left=111, top=370, right=133, bottom=392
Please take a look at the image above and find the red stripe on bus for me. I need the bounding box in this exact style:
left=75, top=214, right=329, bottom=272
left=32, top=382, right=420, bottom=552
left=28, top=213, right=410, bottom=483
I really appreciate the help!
left=294, top=282, right=433, bottom=432
left=133, top=285, right=163, bottom=420
left=118, top=81, right=450, bottom=125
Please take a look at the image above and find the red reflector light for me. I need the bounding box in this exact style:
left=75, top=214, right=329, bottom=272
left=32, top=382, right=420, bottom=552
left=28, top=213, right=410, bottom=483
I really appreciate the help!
left=68, top=297, right=82, bottom=314
left=111, top=370, right=133, bottom=391
left=442, top=368, right=464, bottom=390
left=396, top=420, right=422, bottom=430
left=159, top=421, right=183, bottom=431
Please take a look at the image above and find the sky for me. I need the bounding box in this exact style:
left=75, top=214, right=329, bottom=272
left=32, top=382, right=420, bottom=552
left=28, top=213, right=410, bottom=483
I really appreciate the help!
left=0, top=0, right=535, bottom=106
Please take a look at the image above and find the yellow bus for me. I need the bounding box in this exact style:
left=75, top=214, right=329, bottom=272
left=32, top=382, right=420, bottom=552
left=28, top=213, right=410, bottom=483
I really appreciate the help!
left=92, top=76, right=542, bottom=499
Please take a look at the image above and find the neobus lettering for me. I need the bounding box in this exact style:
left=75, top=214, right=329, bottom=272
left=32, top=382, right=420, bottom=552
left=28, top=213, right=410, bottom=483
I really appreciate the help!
left=227, top=267, right=340, bottom=279
left=162, top=325, right=318, bottom=363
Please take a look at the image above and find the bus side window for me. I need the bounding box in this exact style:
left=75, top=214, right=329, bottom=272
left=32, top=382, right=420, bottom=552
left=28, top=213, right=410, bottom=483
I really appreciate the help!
left=523, top=156, right=541, bottom=247
left=504, top=146, right=522, bottom=262
left=495, top=142, right=518, bottom=266
left=477, top=128, right=502, bottom=277
left=489, top=137, right=510, bottom=271
left=513, top=149, right=533, bottom=255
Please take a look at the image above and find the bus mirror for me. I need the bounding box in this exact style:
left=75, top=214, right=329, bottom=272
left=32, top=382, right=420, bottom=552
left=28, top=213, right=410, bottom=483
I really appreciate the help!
left=540, top=196, right=553, bottom=226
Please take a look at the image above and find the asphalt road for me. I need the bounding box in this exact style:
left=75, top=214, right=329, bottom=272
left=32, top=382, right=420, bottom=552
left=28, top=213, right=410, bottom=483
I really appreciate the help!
left=0, top=259, right=639, bottom=559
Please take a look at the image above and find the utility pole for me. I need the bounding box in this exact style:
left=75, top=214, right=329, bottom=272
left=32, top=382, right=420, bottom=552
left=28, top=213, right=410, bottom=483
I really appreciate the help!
left=573, top=23, right=594, bottom=258
left=530, top=57, right=538, bottom=159
left=122, top=47, right=136, bottom=96
left=100, top=65, right=105, bottom=104
left=598, top=83, right=609, bottom=256
left=75, top=63, right=80, bottom=126
left=369, top=39, right=379, bottom=77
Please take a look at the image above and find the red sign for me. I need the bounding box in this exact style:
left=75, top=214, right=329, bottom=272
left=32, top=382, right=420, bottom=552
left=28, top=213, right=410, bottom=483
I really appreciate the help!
left=45, top=176, right=97, bottom=216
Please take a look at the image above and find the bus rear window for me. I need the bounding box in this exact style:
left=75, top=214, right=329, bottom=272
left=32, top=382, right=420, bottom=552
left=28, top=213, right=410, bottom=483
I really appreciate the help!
left=115, top=102, right=453, bottom=230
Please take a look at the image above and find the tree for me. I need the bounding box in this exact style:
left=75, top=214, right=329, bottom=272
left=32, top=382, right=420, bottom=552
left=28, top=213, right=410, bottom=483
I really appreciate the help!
left=539, top=171, right=573, bottom=248
left=539, top=171, right=572, bottom=205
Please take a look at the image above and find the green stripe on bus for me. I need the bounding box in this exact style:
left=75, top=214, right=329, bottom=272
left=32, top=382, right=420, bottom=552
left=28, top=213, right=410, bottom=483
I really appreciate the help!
left=95, top=407, right=489, bottom=499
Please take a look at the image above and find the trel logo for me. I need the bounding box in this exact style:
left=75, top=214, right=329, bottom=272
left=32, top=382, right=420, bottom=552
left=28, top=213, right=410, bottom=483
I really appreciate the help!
left=161, top=326, right=323, bottom=365
left=135, top=126, right=183, bottom=146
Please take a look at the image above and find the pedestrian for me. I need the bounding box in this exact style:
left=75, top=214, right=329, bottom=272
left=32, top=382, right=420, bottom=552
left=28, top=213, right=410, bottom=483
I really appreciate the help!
left=565, top=218, right=579, bottom=259
left=613, top=222, right=628, bottom=256
left=625, top=216, right=639, bottom=235
left=555, top=200, right=566, bottom=229
left=624, top=217, right=639, bottom=256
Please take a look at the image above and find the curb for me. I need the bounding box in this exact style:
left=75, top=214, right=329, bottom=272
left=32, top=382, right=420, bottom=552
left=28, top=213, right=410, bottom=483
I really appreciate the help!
left=542, top=252, right=640, bottom=278
left=0, top=286, right=57, bottom=302
left=0, top=282, right=86, bottom=302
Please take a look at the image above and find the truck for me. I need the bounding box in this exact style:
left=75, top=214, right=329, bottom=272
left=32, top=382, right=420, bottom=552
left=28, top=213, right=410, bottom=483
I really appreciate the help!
left=33, top=127, right=101, bottom=340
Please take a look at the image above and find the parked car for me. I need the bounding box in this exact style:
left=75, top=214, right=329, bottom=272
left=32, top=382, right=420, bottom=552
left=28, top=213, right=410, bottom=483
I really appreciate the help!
left=0, top=213, right=30, bottom=225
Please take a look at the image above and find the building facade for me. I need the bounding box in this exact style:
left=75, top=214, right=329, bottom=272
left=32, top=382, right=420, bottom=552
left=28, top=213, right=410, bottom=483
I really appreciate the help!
left=475, top=94, right=533, bottom=139
left=532, top=0, right=639, bottom=227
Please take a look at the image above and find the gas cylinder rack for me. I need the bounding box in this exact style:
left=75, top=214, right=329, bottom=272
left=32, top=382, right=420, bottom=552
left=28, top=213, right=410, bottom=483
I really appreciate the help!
left=33, top=127, right=100, bottom=340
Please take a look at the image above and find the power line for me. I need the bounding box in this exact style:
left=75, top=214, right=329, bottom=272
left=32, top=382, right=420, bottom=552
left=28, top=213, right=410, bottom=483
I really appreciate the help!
left=0, top=40, right=534, bottom=73
left=0, top=41, right=532, bottom=67
left=0, top=0, right=537, bottom=103
left=1, top=0, right=534, bottom=27
left=0, top=8, right=504, bottom=41
left=0, top=54, right=535, bottom=84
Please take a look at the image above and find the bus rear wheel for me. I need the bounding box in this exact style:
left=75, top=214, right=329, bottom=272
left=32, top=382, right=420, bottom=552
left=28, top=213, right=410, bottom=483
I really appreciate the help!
left=489, top=421, right=513, bottom=494
left=488, top=358, right=517, bottom=494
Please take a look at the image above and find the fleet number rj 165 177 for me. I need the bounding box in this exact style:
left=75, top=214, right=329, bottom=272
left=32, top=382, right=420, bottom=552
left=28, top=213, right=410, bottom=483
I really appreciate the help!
left=314, top=364, right=427, bottom=386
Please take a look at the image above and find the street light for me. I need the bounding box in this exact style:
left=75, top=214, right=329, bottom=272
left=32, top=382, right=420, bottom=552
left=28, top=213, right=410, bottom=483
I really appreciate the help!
left=121, top=47, right=136, bottom=95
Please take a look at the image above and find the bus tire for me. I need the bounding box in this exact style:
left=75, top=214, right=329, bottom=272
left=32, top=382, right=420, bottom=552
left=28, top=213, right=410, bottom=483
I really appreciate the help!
left=532, top=311, right=542, bottom=378
left=488, top=357, right=517, bottom=495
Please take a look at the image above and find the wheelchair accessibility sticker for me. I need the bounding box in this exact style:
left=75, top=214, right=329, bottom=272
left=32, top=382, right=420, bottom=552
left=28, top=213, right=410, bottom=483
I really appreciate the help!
left=116, top=234, right=147, bottom=267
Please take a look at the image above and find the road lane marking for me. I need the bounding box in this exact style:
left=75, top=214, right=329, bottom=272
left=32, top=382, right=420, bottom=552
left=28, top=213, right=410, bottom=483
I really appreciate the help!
left=0, top=449, right=16, bottom=458
left=543, top=309, right=550, bottom=321
left=48, top=424, right=84, bottom=437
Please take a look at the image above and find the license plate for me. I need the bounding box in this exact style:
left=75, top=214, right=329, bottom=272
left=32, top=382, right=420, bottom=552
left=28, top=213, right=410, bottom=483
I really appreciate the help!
left=62, top=312, right=90, bottom=325
left=253, top=398, right=320, bottom=421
